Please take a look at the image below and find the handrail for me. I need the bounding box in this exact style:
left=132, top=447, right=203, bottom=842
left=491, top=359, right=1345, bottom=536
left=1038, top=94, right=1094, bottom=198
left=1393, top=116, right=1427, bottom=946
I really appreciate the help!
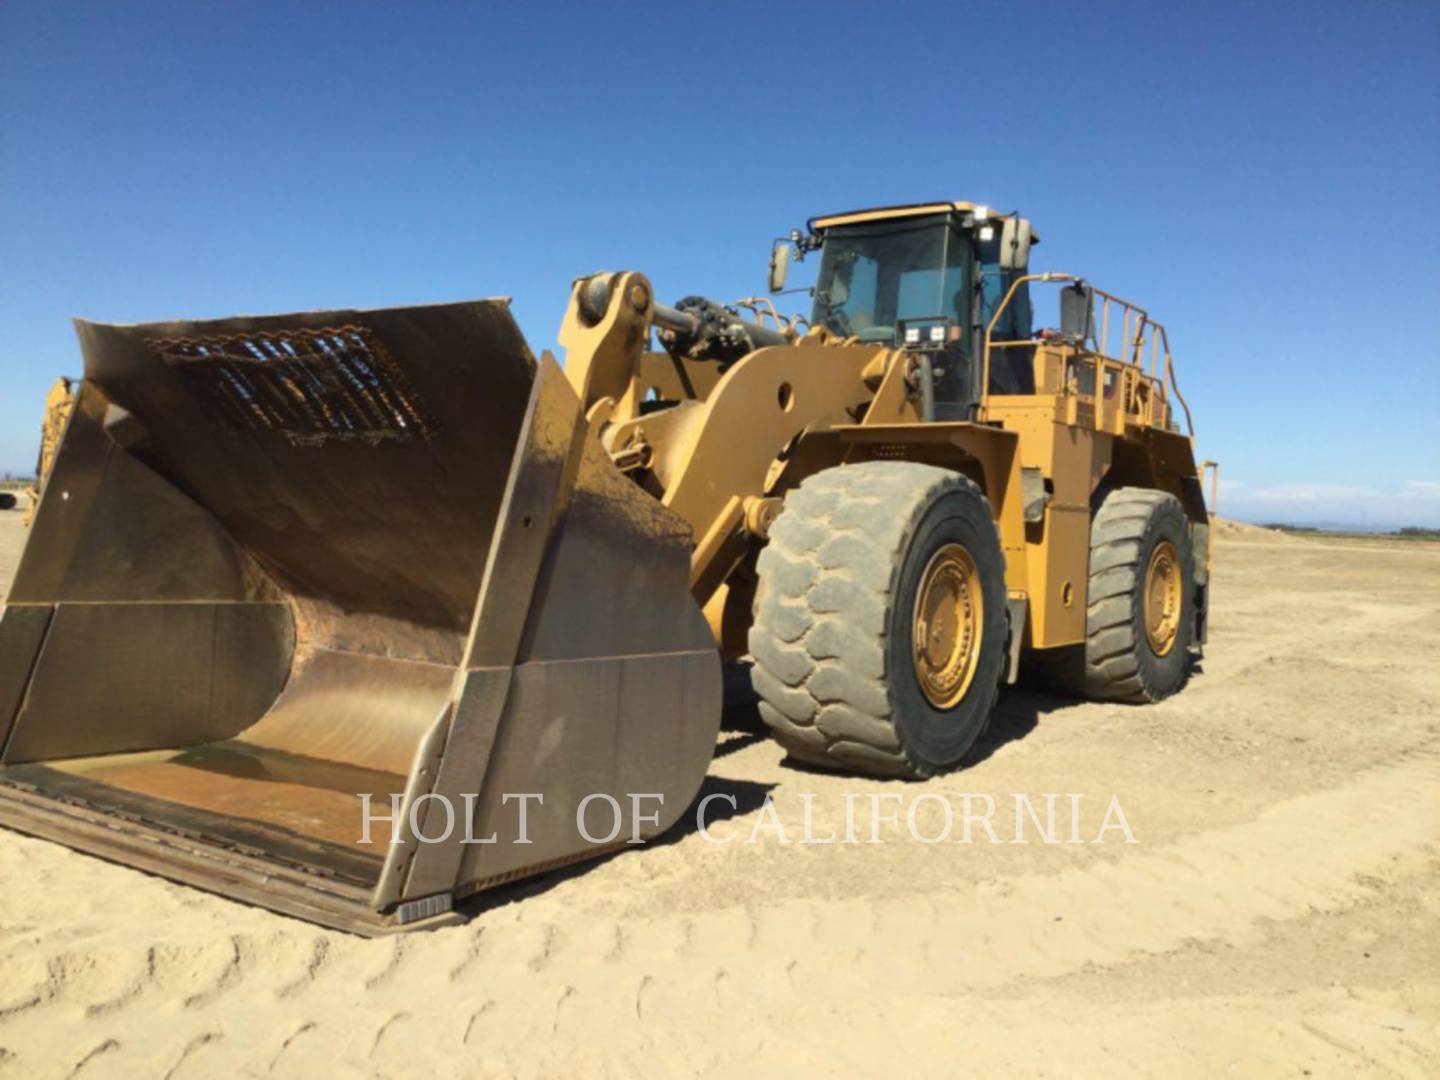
left=981, top=272, right=1193, bottom=437
left=732, top=296, right=807, bottom=337
left=1157, top=324, right=1195, bottom=439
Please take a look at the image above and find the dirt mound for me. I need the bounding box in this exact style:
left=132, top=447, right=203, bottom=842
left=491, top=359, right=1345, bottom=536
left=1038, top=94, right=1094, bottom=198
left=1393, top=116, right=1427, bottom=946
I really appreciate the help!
left=1213, top=517, right=1289, bottom=539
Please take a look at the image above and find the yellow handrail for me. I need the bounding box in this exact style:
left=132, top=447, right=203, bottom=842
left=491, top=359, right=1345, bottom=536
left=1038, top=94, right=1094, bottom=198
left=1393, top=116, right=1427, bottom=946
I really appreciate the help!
left=981, top=272, right=1194, bottom=437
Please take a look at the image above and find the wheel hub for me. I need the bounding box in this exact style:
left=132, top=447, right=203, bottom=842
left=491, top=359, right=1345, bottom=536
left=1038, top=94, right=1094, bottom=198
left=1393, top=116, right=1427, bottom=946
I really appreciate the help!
left=912, top=543, right=984, bottom=709
left=1143, top=539, right=1181, bottom=656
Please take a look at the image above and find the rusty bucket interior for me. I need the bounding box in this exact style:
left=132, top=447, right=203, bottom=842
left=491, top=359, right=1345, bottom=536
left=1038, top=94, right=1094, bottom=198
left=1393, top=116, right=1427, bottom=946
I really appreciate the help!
left=0, top=301, right=720, bottom=932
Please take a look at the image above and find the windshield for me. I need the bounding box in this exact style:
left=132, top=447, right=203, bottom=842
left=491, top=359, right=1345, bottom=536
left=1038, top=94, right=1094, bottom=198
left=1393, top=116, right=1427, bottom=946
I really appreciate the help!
left=811, top=215, right=970, bottom=343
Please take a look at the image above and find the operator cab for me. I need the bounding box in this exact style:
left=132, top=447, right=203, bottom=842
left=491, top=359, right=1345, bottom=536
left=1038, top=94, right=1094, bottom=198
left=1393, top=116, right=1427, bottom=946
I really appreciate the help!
left=778, top=202, right=1038, bottom=420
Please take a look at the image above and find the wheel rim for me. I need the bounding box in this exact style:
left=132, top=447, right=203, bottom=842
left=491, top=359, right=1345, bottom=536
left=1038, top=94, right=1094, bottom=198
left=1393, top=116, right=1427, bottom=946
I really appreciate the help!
left=912, top=543, right=984, bottom=709
left=1143, top=539, right=1182, bottom=656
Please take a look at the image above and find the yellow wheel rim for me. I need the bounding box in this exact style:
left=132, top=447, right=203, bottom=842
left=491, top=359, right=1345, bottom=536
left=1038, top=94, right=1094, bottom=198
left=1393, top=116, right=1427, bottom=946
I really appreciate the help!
left=912, top=543, right=984, bottom=709
left=1143, top=540, right=1182, bottom=656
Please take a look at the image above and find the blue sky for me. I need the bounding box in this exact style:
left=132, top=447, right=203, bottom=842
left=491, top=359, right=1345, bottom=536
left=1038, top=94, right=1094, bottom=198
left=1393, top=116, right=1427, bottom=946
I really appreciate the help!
left=2, top=1, right=1437, bottom=526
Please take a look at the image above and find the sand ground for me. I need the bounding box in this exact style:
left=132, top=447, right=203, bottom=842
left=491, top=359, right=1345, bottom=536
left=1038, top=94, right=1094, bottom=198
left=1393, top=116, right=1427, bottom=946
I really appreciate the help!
left=0, top=508, right=1436, bottom=1078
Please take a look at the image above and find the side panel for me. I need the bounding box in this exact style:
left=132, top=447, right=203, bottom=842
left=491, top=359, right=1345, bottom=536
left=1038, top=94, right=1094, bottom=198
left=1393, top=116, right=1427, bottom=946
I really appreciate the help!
left=5, top=602, right=291, bottom=763
left=392, top=358, right=723, bottom=907
left=0, top=606, right=53, bottom=753
left=988, top=399, right=1115, bottom=649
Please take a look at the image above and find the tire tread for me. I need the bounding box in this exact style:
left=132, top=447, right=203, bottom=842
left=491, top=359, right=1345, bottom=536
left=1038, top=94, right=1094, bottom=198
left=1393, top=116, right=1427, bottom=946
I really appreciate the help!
left=749, top=462, right=1002, bottom=778
left=1076, top=487, right=1190, bottom=702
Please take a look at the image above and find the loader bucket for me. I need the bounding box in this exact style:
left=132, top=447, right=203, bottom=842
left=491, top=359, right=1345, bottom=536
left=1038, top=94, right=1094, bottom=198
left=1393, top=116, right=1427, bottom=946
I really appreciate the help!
left=0, top=301, right=721, bottom=933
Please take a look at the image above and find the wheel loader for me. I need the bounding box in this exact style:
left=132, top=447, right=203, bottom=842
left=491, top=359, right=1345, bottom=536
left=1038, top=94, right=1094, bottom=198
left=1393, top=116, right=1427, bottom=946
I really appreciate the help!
left=22, top=375, right=75, bottom=524
left=0, top=200, right=1210, bottom=932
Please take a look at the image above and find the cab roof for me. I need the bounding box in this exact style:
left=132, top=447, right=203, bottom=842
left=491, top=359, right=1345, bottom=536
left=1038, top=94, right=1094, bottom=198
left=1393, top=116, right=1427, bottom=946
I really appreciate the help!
left=808, top=201, right=1037, bottom=242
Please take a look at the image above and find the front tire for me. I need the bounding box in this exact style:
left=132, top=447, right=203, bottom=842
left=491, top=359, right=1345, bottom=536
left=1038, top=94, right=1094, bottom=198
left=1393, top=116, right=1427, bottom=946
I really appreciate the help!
left=748, top=462, right=1008, bottom=778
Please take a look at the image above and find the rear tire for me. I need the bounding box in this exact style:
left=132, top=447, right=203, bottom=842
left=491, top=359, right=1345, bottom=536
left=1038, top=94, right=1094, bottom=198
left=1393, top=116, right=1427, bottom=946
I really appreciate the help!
left=1061, top=487, right=1195, bottom=702
left=749, top=462, right=1008, bottom=778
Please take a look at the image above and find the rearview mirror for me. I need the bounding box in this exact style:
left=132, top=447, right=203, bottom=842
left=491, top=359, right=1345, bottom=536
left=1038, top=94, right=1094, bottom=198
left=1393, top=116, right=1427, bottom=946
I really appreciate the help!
left=768, top=241, right=790, bottom=293
left=1000, top=217, right=1033, bottom=271
left=1060, top=283, right=1095, bottom=345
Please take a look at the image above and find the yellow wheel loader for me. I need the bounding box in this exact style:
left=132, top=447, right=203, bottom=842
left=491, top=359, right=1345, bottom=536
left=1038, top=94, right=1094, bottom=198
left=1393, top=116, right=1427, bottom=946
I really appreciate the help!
left=0, top=200, right=1210, bottom=932
left=21, top=376, right=76, bottom=524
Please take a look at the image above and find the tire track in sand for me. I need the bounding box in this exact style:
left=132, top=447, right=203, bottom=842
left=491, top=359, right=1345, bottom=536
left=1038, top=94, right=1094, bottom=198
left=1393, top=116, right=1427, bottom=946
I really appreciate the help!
left=1, top=750, right=1435, bottom=1075
left=458, top=747, right=1440, bottom=1043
